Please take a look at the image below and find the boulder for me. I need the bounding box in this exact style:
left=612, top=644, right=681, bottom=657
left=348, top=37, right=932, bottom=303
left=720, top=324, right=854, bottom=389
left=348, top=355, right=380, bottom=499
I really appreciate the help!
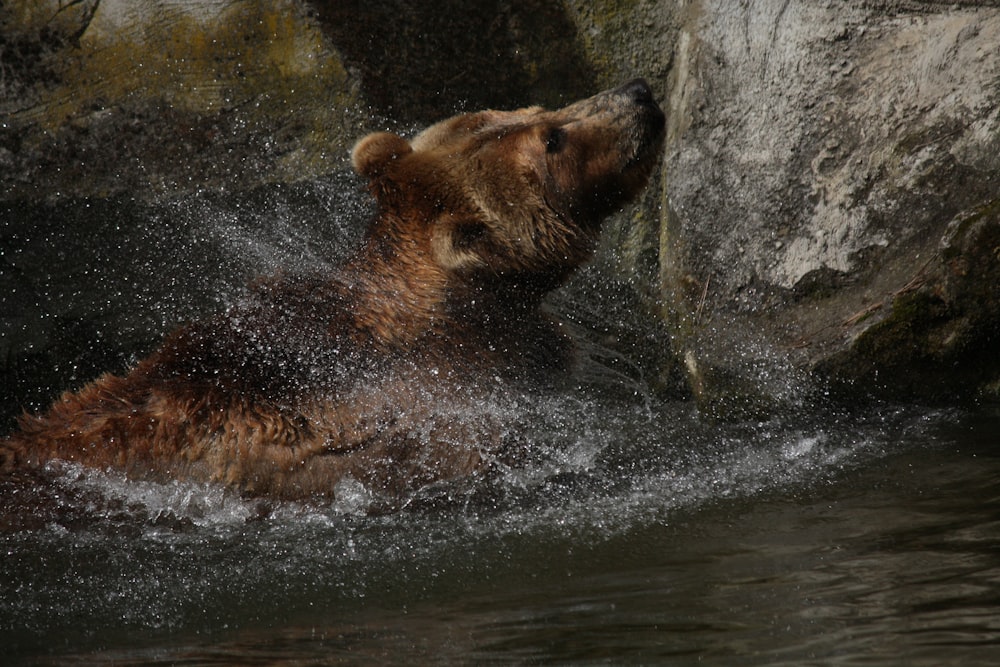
left=566, top=0, right=1000, bottom=411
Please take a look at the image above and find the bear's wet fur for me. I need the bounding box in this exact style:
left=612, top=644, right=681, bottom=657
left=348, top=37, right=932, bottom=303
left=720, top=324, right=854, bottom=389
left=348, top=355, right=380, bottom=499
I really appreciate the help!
left=1, top=79, right=665, bottom=502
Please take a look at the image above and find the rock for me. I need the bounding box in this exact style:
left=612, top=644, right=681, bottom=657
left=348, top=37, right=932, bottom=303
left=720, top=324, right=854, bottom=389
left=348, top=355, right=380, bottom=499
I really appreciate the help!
left=574, top=0, right=1000, bottom=409
left=0, top=0, right=362, bottom=200
left=815, top=200, right=1000, bottom=401
left=0, top=0, right=598, bottom=201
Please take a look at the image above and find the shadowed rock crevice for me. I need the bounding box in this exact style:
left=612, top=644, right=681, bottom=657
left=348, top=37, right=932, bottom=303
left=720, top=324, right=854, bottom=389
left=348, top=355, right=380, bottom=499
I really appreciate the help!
left=309, top=0, right=598, bottom=123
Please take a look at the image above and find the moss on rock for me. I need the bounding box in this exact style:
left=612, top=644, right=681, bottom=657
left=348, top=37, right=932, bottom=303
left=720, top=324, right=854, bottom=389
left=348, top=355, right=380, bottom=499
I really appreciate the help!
left=1, top=0, right=359, bottom=200
left=816, top=201, right=1000, bottom=401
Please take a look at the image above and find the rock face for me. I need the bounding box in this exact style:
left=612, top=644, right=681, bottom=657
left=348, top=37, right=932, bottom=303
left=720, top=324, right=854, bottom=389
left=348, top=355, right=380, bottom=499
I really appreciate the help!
left=2, top=0, right=999, bottom=427
left=0, top=0, right=597, bottom=200
left=564, top=0, right=1000, bottom=411
left=649, top=1, right=1000, bottom=409
left=0, top=0, right=360, bottom=198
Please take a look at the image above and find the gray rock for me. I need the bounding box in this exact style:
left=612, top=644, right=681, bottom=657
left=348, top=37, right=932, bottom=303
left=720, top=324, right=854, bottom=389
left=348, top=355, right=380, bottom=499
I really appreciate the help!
left=578, top=0, right=1000, bottom=410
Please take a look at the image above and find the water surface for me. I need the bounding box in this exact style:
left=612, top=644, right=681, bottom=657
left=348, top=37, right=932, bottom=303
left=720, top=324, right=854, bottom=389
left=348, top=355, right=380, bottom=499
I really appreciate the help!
left=3, top=397, right=998, bottom=665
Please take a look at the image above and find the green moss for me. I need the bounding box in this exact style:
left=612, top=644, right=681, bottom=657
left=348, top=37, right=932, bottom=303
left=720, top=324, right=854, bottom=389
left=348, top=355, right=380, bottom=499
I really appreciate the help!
left=941, top=198, right=1000, bottom=261
left=854, top=291, right=946, bottom=363
left=5, top=0, right=359, bottom=197
left=66, top=1, right=351, bottom=117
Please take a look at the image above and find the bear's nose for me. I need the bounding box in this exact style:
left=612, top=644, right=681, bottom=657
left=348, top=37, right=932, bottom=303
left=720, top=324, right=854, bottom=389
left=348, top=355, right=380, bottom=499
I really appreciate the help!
left=619, top=78, right=655, bottom=106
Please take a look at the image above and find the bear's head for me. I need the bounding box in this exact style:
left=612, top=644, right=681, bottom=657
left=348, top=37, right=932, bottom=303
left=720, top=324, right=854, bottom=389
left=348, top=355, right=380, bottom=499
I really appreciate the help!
left=351, top=79, right=665, bottom=294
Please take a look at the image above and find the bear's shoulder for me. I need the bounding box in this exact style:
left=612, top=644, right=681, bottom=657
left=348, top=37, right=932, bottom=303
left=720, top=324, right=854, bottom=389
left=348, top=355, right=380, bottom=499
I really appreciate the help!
left=143, top=273, right=366, bottom=398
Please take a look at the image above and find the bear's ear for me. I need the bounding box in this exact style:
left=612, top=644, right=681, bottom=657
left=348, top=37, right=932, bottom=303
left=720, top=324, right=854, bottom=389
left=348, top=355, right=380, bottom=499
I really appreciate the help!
left=431, top=218, right=490, bottom=272
left=351, top=132, right=413, bottom=179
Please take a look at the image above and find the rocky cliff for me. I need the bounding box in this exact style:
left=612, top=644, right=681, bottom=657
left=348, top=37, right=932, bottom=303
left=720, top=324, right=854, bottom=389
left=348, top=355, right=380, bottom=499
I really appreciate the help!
left=648, top=1, right=1000, bottom=410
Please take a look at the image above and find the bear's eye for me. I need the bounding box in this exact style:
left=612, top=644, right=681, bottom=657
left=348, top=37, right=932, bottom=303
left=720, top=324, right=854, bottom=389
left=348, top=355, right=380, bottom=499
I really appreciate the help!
left=544, top=127, right=566, bottom=154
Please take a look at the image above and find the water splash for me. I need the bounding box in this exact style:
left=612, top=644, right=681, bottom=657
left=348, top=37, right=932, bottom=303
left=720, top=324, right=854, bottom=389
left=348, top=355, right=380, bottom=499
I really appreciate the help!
left=44, top=462, right=261, bottom=528
left=2, top=177, right=974, bottom=663
left=25, top=388, right=941, bottom=541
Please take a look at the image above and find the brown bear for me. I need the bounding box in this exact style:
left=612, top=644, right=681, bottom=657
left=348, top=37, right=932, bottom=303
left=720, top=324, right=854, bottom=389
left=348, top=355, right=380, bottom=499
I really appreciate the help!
left=1, top=79, right=665, bottom=502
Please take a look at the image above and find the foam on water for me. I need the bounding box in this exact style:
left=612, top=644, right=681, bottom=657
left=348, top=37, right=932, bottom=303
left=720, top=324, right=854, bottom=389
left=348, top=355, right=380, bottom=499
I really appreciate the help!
left=45, top=462, right=262, bottom=528
left=29, top=389, right=923, bottom=545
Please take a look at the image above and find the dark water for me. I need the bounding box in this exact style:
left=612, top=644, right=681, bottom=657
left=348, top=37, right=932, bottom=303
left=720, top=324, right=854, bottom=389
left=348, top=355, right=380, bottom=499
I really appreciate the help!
left=2, top=397, right=998, bottom=666
left=3, top=185, right=1000, bottom=665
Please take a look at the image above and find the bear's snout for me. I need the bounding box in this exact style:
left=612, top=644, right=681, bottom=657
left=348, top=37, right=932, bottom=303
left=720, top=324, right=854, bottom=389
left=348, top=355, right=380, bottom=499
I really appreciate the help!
left=616, top=78, right=666, bottom=136
left=617, top=78, right=656, bottom=108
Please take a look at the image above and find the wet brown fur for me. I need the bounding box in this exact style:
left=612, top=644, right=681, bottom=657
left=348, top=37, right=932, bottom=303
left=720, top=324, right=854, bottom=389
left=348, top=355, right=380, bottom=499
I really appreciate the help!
left=1, top=81, right=665, bottom=501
